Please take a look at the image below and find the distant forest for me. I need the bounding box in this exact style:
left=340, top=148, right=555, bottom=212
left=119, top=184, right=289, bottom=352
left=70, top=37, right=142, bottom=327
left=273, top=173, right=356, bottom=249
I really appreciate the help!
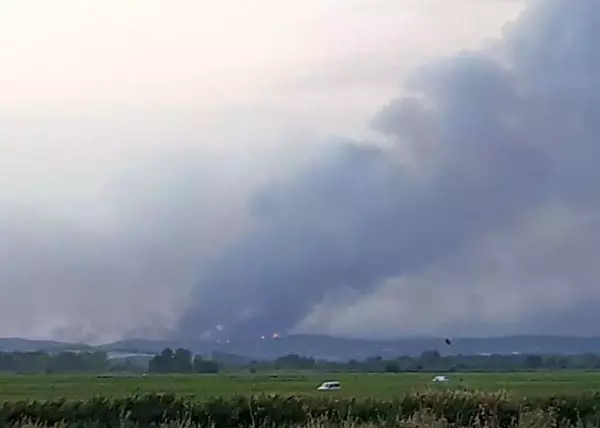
left=0, top=348, right=599, bottom=374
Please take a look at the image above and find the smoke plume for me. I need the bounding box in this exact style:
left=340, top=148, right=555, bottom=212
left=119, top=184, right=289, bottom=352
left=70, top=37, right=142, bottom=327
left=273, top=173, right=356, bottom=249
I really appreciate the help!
left=3, top=0, right=600, bottom=343
left=177, top=0, right=600, bottom=340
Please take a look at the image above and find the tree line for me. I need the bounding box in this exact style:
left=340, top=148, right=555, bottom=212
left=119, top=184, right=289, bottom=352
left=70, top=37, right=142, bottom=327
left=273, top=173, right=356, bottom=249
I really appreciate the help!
left=225, top=350, right=600, bottom=373
left=148, top=348, right=219, bottom=373
left=0, top=348, right=599, bottom=374
left=0, top=349, right=220, bottom=374
left=0, top=350, right=108, bottom=373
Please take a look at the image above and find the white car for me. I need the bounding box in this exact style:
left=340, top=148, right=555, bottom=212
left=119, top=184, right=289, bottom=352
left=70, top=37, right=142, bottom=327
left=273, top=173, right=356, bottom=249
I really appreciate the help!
left=432, top=375, right=449, bottom=383
left=317, top=381, right=341, bottom=391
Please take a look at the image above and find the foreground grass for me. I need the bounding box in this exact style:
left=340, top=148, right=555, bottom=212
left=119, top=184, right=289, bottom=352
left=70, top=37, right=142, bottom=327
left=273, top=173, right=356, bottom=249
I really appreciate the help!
left=0, top=372, right=597, bottom=401
left=6, top=411, right=599, bottom=428
left=1, top=391, right=600, bottom=427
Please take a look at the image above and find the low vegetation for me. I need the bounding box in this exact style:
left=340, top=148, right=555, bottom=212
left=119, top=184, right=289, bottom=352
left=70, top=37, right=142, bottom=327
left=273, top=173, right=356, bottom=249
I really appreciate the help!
left=2, top=391, right=600, bottom=427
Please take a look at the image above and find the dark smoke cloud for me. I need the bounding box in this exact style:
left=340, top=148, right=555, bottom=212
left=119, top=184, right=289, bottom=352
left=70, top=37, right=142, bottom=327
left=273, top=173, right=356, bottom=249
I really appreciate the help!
left=177, top=0, right=600, bottom=340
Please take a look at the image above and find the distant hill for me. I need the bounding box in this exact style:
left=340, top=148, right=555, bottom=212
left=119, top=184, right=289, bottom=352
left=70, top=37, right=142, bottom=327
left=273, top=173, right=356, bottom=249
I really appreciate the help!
left=97, top=339, right=183, bottom=354
left=96, top=334, right=600, bottom=360
left=4, top=335, right=600, bottom=360
left=0, top=337, right=92, bottom=352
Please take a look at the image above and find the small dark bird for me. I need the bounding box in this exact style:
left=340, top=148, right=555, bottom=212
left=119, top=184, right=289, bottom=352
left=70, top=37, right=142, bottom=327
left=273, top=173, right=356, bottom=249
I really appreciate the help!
left=445, top=338, right=452, bottom=346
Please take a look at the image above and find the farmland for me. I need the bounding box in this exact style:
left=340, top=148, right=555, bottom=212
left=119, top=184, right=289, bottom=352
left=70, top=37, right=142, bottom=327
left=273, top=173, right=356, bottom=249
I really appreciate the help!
left=0, top=371, right=598, bottom=401
left=0, top=373, right=597, bottom=426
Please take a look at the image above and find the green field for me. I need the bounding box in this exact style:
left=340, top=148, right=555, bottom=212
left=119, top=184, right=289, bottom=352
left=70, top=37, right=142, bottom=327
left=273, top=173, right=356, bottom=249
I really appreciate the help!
left=0, top=372, right=598, bottom=401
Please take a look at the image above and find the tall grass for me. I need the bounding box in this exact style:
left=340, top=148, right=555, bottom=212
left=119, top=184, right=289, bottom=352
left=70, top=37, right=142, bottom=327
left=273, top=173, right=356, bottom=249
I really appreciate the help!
left=9, top=412, right=600, bottom=428
left=2, top=391, right=600, bottom=427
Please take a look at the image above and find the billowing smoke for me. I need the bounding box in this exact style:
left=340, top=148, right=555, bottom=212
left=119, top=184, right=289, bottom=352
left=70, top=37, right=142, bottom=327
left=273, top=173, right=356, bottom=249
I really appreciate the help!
left=3, top=0, right=600, bottom=343
left=177, top=0, right=600, bottom=340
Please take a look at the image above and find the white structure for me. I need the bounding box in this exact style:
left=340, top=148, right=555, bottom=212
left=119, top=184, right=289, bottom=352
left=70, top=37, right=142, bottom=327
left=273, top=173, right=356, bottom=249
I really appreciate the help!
left=432, top=375, right=449, bottom=383
left=317, top=381, right=341, bottom=391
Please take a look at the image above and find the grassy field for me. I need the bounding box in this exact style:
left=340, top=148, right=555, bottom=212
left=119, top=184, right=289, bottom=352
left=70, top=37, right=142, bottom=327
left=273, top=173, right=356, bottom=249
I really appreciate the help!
left=0, top=371, right=597, bottom=401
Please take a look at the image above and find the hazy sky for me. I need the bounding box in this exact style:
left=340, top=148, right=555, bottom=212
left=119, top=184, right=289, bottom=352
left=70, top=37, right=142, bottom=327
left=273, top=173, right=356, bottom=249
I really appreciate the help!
left=5, top=0, right=585, bottom=343
left=1, top=0, right=520, bottom=202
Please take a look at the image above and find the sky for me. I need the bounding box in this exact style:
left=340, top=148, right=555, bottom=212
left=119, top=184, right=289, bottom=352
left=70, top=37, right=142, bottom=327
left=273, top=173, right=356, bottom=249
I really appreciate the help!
left=4, top=0, right=597, bottom=343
